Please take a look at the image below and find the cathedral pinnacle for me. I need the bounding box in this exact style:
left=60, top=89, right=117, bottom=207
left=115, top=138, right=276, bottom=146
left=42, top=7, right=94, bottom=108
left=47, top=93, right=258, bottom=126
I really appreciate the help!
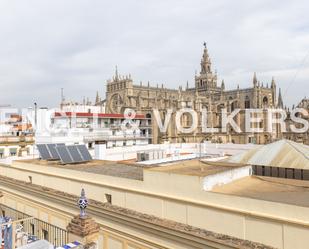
left=95, top=91, right=100, bottom=105
left=221, top=80, right=225, bottom=91
left=278, top=88, right=284, bottom=108
left=253, top=72, right=257, bottom=87
left=271, top=76, right=276, bottom=88
left=114, top=65, right=119, bottom=81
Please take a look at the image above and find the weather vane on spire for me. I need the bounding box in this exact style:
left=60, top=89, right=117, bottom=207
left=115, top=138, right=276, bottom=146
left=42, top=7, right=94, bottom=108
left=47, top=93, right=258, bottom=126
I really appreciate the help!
left=203, top=42, right=207, bottom=48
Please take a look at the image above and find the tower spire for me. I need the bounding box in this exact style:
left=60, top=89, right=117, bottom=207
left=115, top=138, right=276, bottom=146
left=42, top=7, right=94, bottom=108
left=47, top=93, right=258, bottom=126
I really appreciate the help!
left=271, top=76, right=276, bottom=88
left=115, top=65, right=119, bottom=81
left=278, top=88, right=284, bottom=108
left=253, top=72, right=257, bottom=87
left=95, top=91, right=100, bottom=105
left=221, top=80, right=225, bottom=91
left=195, top=42, right=217, bottom=90
left=200, top=42, right=211, bottom=74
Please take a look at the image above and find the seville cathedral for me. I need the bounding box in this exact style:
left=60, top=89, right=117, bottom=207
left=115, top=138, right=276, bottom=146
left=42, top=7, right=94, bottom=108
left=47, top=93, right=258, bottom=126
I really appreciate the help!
left=106, top=43, right=284, bottom=144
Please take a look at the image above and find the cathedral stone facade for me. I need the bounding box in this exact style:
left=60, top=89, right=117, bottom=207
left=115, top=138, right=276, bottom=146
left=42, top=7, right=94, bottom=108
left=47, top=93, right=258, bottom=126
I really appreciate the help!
left=284, top=98, right=309, bottom=145
left=106, top=44, right=284, bottom=144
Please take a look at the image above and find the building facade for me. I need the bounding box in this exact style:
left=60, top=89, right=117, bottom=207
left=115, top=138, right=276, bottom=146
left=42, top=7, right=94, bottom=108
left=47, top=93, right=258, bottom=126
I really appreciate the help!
left=284, top=98, right=309, bottom=145
left=105, top=44, right=284, bottom=144
left=35, top=109, right=152, bottom=149
left=0, top=113, right=34, bottom=158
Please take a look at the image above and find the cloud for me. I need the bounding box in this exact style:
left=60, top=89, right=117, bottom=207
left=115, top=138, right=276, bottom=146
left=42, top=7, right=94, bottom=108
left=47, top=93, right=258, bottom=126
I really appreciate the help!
left=0, top=0, right=308, bottom=108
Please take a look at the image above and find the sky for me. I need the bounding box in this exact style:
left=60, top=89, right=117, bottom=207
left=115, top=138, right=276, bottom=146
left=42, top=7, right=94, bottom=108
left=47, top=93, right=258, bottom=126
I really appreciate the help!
left=0, top=0, right=308, bottom=108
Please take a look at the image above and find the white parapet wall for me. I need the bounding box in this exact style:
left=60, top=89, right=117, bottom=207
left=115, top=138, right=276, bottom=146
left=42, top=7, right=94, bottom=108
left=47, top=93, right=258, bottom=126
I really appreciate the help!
left=94, top=142, right=257, bottom=161
left=202, top=142, right=258, bottom=156
left=94, top=143, right=196, bottom=161
left=137, top=153, right=197, bottom=165
left=203, top=165, right=252, bottom=191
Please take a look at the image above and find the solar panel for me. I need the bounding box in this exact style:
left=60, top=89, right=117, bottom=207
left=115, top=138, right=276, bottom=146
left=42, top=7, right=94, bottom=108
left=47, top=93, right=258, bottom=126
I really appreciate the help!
left=37, top=144, right=52, bottom=160
left=77, top=145, right=92, bottom=161
left=46, top=144, right=60, bottom=160
left=56, top=146, right=73, bottom=164
left=51, top=144, right=92, bottom=164
left=67, top=145, right=83, bottom=162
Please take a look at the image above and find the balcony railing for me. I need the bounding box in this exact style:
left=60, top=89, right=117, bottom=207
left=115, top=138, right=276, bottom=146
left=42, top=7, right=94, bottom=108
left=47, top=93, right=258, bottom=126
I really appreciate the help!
left=0, top=204, right=68, bottom=247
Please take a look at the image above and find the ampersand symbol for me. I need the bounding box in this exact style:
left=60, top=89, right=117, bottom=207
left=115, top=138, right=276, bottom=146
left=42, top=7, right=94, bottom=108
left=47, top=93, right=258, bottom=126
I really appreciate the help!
left=121, top=108, right=140, bottom=131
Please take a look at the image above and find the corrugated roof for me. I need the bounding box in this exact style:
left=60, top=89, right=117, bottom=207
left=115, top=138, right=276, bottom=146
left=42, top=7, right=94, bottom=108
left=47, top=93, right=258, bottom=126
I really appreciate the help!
left=227, top=140, right=309, bottom=169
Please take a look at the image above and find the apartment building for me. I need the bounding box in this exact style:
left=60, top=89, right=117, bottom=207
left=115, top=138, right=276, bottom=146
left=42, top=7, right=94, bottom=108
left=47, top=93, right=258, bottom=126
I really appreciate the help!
left=0, top=113, right=34, bottom=158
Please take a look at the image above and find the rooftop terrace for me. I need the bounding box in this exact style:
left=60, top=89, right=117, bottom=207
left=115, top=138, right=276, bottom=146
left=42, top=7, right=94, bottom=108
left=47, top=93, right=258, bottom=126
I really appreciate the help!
left=16, top=159, right=153, bottom=180
left=213, top=175, right=309, bottom=208
left=149, top=159, right=247, bottom=177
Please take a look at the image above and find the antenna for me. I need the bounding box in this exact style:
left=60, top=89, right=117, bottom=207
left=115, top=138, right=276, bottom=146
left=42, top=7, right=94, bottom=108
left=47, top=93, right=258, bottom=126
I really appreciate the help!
left=61, top=88, right=65, bottom=102
left=34, top=102, right=37, bottom=127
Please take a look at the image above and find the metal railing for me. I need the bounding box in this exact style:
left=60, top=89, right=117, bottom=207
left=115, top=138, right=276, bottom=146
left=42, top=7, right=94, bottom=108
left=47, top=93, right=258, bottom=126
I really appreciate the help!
left=0, top=204, right=68, bottom=247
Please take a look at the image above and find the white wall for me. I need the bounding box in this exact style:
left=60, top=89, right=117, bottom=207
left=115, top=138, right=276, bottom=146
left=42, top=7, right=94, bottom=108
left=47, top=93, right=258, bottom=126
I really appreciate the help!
left=203, top=166, right=252, bottom=191
left=95, top=142, right=257, bottom=162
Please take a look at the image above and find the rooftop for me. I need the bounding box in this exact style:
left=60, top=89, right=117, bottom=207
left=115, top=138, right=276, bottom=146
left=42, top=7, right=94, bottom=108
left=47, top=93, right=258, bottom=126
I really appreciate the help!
left=0, top=174, right=274, bottom=249
left=17, top=159, right=152, bottom=180
left=148, top=159, right=247, bottom=177
left=227, top=139, right=309, bottom=169
left=213, top=175, right=309, bottom=208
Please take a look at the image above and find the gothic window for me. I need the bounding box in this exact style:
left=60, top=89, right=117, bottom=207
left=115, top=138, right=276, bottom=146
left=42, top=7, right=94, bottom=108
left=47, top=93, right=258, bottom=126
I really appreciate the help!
left=245, top=96, right=251, bottom=109
left=231, top=101, right=236, bottom=112
left=263, top=96, right=268, bottom=108
left=217, top=104, right=225, bottom=128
